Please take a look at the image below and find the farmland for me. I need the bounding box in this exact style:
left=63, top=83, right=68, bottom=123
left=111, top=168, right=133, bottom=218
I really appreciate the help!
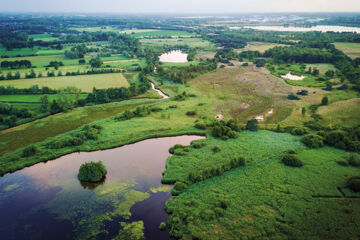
left=334, top=42, right=360, bottom=59
left=0, top=73, right=129, bottom=92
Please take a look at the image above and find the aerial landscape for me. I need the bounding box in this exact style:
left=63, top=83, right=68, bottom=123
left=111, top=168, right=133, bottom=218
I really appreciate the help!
left=0, top=0, right=360, bottom=239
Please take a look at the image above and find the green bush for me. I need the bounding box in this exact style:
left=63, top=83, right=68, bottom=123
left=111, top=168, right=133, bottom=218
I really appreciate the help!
left=158, top=222, right=166, bottom=231
left=348, top=154, right=360, bottom=167
left=78, top=161, right=107, bottom=182
left=191, top=140, right=207, bottom=149
left=22, top=145, right=39, bottom=157
left=246, top=119, right=258, bottom=131
left=281, top=154, right=303, bottom=167
left=169, top=144, right=190, bottom=155
left=291, top=127, right=310, bottom=136
left=347, top=177, right=360, bottom=192
left=325, top=130, right=352, bottom=151
left=212, top=146, right=221, bottom=153
left=302, top=134, right=324, bottom=148
left=186, top=110, right=197, bottom=116
left=174, top=181, right=187, bottom=191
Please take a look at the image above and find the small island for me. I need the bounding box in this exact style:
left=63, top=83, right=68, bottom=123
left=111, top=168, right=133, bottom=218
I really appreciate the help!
left=78, top=161, right=107, bottom=182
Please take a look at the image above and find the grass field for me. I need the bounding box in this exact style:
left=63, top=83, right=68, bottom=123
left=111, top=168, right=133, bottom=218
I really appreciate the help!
left=70, top=27, right=195, bottom=38
left=140, top=38, right=216, bottom=50
left=29, top=33, right=60, bottom=42
left=0, top=93, right=88, bottom=103
left=0, top=73, right=129, bottom=92
left=334, top=42, right=360, bottom=59
left=0, top=99, right=154, bottom=156
left=317, top=98, right=360, bottom=128
left=163, top=131, right=359, bottom=239
left=268, top=63, right=330, bottom=87
left=1, top=54, right=132, bottom=68
left=237, top=42, right=289, bottom=53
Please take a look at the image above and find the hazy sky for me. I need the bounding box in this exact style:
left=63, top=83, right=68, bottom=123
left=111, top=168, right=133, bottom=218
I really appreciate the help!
left=1, top=0, right=360, bottom=13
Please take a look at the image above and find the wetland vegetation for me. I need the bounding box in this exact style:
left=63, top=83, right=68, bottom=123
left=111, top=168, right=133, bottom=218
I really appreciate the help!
left=0, top=12, right=359, bottom=240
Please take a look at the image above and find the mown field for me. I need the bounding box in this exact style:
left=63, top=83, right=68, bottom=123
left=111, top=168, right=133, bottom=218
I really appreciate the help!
left=237, top=42, right=289, bottom=53
left=164, top=131, right=360, bottom=239
left=334, top=42, right=360, bottom=59
left=0, top=73, right=129, bottom=92
left=0, top=93, right=88, bottom=103
left=141, top=38, right=216, bottom=50
left=1, top=54, right=132, bottom=68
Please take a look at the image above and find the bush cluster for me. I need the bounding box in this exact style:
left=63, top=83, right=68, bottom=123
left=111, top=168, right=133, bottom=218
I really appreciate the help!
left=348, top=154, right=360, bottom=167
left=187, top=157, right=245, bottom=184
left=347, top=177, right=360, bottom=192
left=325, top=130, right=360, bottom=152
left=78, top=161, right=107, bottom=182
left=291, top=127, right=310, bottom=136
left=190, top=140, right=207, bottom=149
left=22, top=145, right=39, bottom=157
left=281, top=154, right=303, bottom=167
left=47, top=125, right=102, bottom=149
left=301, top=134, right=324, bottom=148
left=211, top=119, right=239, bottom=139
left=115, top=106, right=151, bottom=121
left=169, top=144, right=191, bottom=156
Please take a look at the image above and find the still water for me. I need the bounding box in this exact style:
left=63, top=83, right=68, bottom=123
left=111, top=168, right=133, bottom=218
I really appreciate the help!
left=0, top=135, right=204, bottom=240
left=237, top=25, right=360, bottom=33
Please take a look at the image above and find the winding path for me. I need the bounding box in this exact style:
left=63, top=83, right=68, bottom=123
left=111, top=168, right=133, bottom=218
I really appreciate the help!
left=151, top=83, right=169, bottom=99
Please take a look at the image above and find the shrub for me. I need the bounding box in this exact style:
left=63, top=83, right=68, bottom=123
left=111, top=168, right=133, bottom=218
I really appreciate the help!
left=194, top=122, right=206, bottom=129
left=282, top=154, right=303, bottom=167
left=158, top=222, right=166, bottom=231
left=348, top=154, right=360, bottom=167
left=291, top=127, right=310, bottom=136
left=78, top=161, right=107, bottom=182
left=347, top=177, right=360, bottom=192
left=321, top=96, right=329, bottom=105
left=174, top=181, right=187, bottom=191
left=288, top=93, right=300, bottom=100
left=191, top=140, right=207, bottom=149
left=212, top=146, right=221, bottom=153
left=22, top=145, right=39, bottom=157
left=186, top=110, right=197, bottom=116
left=246, top=119, right=258, bottom=131
left=302, top=134, right=324, bottom=148
left=211, top=120, right=239, bottom=139
left=297, top=90, right=308, bottom=96
left=325, top=130, right=350, bottom=150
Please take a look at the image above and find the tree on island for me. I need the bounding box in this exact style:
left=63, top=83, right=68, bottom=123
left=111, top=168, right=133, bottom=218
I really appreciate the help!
left=78, top=161, right=107, bottom=182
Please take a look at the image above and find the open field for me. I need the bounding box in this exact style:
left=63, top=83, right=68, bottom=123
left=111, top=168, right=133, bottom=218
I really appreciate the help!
left=0, top=93, right=88, bottom=103
left=268, top=63, right=331, bottom=87
left=191, top=65, right=294, bottom=122
left=1, top=54, right=132, bottom=68
left=318, top=98, right=360, bottom=128
left=0, top=99, right=153, bottom=156
left=141, top=38, right=216, bottom=50
left=305, top=64, right=337, bottom=75
left=0, top=73, right=129, bottom=92
left=334, top=42, right=360, bottom=59
left=237, top=42, right=289, bottom=53
left=164, top=131, right=359, bottom=239
left=29, top=33, right=60, bottom=42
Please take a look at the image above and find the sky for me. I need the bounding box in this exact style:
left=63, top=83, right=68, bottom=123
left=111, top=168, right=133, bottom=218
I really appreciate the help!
left=1, top=0, right=360, bottom=13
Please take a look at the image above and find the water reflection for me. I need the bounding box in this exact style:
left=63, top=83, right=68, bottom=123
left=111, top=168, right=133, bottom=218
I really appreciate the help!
left=0, top=135, right=205, bottom=240
left=79, top=178, right=106, bottom=190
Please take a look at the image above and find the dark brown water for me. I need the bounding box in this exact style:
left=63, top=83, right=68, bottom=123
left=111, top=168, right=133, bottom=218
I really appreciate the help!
left=0, top=135, right=204, bottom=240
